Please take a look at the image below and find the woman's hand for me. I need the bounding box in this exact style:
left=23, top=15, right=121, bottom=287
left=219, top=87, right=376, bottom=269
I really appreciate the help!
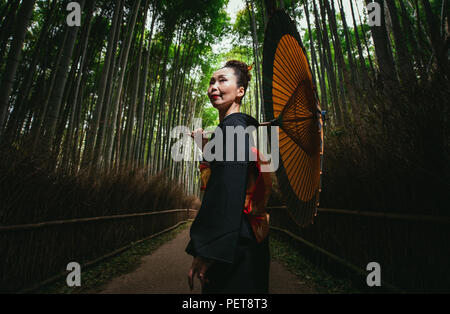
left=191, top=128, right=208, bottom=150
left=187, top=256, right=215, bottom=291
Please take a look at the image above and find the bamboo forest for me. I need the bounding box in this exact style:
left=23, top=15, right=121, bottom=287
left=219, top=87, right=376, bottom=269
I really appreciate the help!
left=0, top=0, right=449, bottom=295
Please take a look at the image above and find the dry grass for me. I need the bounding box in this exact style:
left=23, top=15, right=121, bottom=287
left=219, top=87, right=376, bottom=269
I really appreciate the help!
left=0, top=145, right=198, bottom=225
left=319, top=77, right=449, bottom=216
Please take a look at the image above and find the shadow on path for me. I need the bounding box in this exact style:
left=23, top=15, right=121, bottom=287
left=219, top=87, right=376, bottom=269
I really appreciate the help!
left=98, top=228, right=316, bottom=294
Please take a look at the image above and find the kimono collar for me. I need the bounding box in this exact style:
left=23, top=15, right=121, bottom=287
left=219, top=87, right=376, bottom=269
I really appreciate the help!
left=221, top=112, right=259, bottom=127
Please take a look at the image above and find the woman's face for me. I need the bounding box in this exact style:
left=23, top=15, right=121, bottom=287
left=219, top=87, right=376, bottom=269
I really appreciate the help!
left=207, top=67, right=244, bottom=110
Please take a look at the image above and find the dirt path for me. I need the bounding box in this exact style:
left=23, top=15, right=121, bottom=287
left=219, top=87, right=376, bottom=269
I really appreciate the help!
left=97, top=228, right=316, bottom=294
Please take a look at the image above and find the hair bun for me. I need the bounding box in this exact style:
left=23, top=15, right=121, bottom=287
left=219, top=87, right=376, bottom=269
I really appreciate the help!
left=224, top=59, right=252, bottom=84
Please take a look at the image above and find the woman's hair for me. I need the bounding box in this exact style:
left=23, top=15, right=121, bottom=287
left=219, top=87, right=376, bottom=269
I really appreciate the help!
left=222, top=60, right=253, bottom=102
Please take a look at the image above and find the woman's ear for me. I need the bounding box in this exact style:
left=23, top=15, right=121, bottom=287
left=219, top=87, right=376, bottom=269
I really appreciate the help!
left=237, top=86, right=245, bottom=98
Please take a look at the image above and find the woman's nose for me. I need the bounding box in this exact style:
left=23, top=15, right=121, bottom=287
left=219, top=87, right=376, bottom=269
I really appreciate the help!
left=209, top=84, right=218, bottom=94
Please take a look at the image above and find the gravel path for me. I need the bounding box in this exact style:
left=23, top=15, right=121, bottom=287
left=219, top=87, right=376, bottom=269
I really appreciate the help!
left=97, top=228, right=316, bottom=294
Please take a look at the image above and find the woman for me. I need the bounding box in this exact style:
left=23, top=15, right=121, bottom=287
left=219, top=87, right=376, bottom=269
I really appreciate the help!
left=185, top=60, right=271, bottom=294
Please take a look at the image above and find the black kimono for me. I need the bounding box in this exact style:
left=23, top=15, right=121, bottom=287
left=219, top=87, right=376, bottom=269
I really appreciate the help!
left=185, top=112, right=270, bottom=294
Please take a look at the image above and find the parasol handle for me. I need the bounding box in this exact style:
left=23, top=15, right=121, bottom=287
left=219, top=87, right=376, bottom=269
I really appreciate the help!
left=258, top=118, right=279, bottom=126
